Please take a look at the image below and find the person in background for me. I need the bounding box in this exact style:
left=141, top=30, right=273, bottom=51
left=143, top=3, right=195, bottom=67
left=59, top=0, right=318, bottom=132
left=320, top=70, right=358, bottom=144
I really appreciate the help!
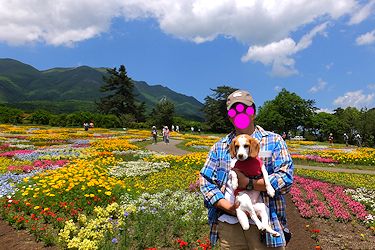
left=83, top=122, right=89, bottom=131
left=200, top=89, right=293, bottom=249
left=355, top=133, right=362, bottom=147
left=282, top=132, right=287, bottom=140
left=151, top=126, right=158, bottom=144
left=163, top=126, right=170, bottom=144
left=343, top=133, right=349, bottom=147
left=328, top=133, right=334, bottom=145
left=89, top=121, right=94, bottom=128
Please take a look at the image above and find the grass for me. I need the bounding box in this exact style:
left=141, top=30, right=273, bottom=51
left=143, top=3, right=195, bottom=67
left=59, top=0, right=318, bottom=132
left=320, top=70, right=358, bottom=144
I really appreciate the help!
left=293, top=158, right=375, bottom=171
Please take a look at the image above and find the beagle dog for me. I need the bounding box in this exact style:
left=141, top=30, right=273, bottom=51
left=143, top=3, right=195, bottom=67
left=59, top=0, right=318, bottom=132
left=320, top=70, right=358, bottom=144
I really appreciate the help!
left=228, top=134, right=280, bottom=236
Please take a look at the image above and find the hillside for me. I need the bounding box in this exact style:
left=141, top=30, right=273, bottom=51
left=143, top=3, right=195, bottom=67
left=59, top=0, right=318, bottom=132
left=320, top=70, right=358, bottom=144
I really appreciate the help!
left=0, top=58, right=204, bottom=120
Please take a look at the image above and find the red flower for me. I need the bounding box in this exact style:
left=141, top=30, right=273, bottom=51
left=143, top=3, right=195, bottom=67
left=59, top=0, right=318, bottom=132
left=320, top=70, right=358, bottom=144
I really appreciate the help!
left=311, top=229, right=320, bottom=234
left=177, top=239, right=188, bottom=248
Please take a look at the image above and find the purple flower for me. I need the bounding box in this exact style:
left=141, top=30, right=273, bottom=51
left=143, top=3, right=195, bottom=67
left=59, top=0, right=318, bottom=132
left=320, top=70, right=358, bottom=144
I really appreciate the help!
left=112, top=238, right=118, bottom=244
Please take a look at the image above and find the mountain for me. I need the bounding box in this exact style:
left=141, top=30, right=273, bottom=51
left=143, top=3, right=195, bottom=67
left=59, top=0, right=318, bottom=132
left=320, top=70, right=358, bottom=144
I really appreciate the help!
left=0, top=58, right=204, bottom=120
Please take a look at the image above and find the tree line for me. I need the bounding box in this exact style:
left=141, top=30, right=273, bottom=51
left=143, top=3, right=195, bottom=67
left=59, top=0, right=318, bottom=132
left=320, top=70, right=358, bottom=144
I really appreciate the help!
left=1, top=64, right=374, bottom=147
left=203, top=86, right=375, bottom=147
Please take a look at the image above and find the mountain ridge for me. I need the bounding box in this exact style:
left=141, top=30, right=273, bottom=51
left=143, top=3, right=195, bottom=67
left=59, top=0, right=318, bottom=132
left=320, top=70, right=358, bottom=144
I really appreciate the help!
left=0, top=58, right=204, bottom=121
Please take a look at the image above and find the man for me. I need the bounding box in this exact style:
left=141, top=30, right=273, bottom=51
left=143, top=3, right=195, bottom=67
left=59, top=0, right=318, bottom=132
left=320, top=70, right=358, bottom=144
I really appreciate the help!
left=151, top=126, right=158, bottom=144
left=343, top=133, right=349, bottom=147
left=200, top=90, right=294, bottom=249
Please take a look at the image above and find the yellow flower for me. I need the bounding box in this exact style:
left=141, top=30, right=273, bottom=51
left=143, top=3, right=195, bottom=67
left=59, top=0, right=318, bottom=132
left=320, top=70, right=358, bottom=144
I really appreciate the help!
left=104, top=191, right=111, bottom=196
left=34, top=206, right=40, bottom=210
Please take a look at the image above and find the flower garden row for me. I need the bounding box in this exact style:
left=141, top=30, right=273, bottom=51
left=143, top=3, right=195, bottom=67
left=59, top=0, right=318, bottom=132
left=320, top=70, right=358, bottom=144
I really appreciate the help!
left=0, top=124, right=374, bottom=249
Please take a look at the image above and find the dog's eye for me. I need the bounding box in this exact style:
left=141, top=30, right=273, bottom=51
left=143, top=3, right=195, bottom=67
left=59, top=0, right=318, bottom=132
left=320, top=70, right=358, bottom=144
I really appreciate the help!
left=235, top=145, right=239, bottom=150
left=244, top=145, right=249, bottom=148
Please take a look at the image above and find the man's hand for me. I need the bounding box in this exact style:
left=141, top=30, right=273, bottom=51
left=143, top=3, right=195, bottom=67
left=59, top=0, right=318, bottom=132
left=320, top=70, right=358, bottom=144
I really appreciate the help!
left=215, top=199, right=239, bottom=216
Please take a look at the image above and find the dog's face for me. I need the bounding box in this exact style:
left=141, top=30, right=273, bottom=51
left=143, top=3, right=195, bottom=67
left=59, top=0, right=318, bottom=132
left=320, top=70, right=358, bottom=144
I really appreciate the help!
left=230, top=134, right=260, bottom=161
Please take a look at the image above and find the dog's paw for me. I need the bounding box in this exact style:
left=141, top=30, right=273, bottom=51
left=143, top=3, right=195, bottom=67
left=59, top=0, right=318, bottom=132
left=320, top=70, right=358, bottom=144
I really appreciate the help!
left=273, top=232, right=281, bottom=237
left=255, top=222, right=265, bottom=231
left=266, top=186, right=275, bottom=197
left=232, top=179, right=238, bottom=190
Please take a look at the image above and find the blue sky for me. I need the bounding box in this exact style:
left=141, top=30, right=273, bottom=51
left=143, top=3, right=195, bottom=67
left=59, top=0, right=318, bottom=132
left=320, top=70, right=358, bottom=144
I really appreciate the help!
left=0, top=0, right=374, bottom=112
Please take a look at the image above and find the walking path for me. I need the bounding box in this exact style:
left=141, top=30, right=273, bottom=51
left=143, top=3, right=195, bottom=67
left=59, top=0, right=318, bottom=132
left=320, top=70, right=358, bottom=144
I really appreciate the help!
left=146, top=139, right=189, bottom=155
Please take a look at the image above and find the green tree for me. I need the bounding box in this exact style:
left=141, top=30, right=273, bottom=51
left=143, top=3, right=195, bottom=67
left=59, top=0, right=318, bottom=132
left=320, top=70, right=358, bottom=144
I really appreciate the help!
left=203, top=86, right=237, bottom=133
left=29, top=110, right=52, bottom=125
left=309, top=112, right=339, bottom=141
left=0, top=105, right=23, bottom=124
left=151, top=98, right=175, bottom=128
left=333, top=107, right=361, bottom=143
left=97, top=65, right=138, bottom=118
left=257, top=88, right=316, bottom=135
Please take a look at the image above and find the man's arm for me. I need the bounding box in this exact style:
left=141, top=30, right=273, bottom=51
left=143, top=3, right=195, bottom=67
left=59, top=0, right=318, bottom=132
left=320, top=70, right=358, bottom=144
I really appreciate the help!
left=268, top=137, right=294, bottom=195
left=200, top=146, right=225, bottom=206
left=200, top=145, right=238, bottom=214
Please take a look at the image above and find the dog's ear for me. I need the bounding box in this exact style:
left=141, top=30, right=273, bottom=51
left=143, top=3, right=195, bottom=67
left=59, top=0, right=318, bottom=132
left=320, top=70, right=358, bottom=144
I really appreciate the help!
left=249, top=137, right=260, bottom=158
left=229, top=137, right=237, bottom=158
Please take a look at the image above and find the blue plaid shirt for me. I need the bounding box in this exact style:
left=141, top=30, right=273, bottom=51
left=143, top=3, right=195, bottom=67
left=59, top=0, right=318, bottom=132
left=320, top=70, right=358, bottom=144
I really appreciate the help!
left=199, top=125, right=294, bottom=247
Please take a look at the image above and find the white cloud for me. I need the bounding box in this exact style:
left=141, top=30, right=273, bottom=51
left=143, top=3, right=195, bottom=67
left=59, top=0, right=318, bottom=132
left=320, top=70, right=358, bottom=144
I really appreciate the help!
left=0, top=0, right=359, bottom=46
left=325, top=62, right=334, bottom=70
left=0, top=0, right=118, bottom=46
left=368, top=83, right=375, bottom=90
left=356, top=29, right=375, bottom=45
left=349, top=0, right=375, bottom=25
left=241, top=22, right=329, bottom=76
left=317, top=108, right=334, bottom=114
left=309, top=78, right=327, bottom=93
left=333, top=90, right=375, bottom=108
left=274, top=85, right=282, bottom=92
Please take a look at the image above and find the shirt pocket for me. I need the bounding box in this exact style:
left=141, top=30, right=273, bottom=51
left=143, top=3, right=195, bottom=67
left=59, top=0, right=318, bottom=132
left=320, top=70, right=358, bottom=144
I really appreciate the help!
left=259, top=150, right=273, bottom=172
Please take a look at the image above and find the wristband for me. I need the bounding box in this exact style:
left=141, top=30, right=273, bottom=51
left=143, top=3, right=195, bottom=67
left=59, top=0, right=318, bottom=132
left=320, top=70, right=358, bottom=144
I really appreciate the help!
left=246, top=178, right=254, bottom=191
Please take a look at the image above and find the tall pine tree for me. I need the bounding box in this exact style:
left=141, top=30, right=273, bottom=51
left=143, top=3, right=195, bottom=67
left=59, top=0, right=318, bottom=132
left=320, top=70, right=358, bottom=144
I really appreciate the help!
left=203, top=85, right=237, bottom=132
left=98, top=65, right=137, bottom=117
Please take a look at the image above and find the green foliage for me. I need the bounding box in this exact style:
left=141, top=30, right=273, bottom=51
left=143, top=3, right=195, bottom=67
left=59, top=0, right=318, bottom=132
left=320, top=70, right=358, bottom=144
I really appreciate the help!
left=203, top=85, right=237, bottom=132
left=0, top=105, right=23, bottom=124
left=98, top=65, right=139, bottom=118
left=150, top=98, right=175, bottom=128
left=29, top=110, right=52, bottom=125
left=256, top=88, right=316, bottom=134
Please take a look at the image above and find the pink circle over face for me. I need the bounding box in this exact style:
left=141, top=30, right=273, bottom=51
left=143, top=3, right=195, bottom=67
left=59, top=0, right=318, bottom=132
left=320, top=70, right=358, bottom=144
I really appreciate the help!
left=234, top=113, right=250, bottom=129
left=228, top=109, right=236, bottom=118
left=246, top=106, right=254, bottom=116
left=236, top=103, right=244, bottom=112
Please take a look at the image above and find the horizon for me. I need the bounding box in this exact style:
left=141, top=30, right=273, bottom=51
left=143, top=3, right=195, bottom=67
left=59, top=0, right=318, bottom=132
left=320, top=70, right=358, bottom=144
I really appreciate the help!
left=0, top=1, right=374, bottom=112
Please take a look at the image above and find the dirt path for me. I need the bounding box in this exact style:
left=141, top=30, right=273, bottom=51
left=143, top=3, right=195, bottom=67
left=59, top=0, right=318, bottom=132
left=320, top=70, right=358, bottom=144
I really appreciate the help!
left=145, top=139, right=190, bottom=155
left=0, top=219, right=57, bottom=250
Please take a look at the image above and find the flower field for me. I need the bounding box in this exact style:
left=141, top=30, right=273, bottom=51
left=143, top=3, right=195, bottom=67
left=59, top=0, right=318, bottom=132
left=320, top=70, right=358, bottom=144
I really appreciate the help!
left=287, top=140, right=375, bottom=166
left=0, top=125, right=374, bottom=249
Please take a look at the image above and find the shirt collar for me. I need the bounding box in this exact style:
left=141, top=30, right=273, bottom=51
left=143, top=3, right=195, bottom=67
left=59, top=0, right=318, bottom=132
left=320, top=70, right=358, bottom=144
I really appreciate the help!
left=221, top=125, right=269, bottom=144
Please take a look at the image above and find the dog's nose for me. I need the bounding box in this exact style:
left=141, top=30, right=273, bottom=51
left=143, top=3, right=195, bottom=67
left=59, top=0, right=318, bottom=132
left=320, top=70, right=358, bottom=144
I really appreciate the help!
left=238, top=154, right=243, bottom=159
